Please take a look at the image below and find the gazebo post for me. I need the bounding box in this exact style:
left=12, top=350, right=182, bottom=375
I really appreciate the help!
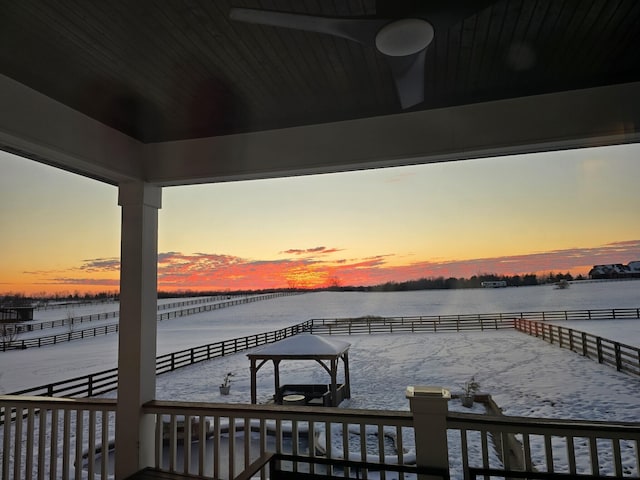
left=250, top=358, right=257, bottom=404
left=343, top=352, right=351, bottom=398
left=330, top=358, right=338, bottom=407
left=273, top=359, right=281, bottom=403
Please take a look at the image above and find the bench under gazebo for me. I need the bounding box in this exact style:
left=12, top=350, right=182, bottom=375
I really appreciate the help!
left=247, top=334, right=351, bottom=407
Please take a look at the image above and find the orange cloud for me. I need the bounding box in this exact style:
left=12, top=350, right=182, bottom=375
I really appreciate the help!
left=8, top=240, right=640, bottom=295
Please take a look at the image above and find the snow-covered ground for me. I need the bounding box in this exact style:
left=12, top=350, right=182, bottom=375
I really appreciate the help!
left=2, top=282, right=640, bottom=479
left=2, top=281, right=639, bottom=423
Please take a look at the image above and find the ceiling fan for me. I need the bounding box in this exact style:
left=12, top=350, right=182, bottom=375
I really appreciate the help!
left=230, top=1, right=493, bottom=109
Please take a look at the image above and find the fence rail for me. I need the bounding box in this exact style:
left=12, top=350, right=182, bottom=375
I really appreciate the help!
left=2, top=323, right=120, bottom=351
left=514, top=319, right=640, bottom=377
left=8, top=321, right=313, bottom=400
left=310, top=315, right=516, bottom=334
left=2, top=292, right=301, bottom=351
left=309, top=307, right=640, bottom=332
left=9, top=311, right=120, bottom=333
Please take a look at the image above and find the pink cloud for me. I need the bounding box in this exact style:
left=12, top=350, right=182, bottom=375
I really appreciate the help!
left=19, top=240, right=640, bottom=293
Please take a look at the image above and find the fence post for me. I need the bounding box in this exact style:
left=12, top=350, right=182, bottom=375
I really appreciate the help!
left=406, top=386, right=450, bottom=480
left=569, top=329, right=574, bottom=351
left=614, top=344, right=622, bottom=371
left=596, top=338, right=603, bottom=363
left=582, top=332, right=588, bottom=357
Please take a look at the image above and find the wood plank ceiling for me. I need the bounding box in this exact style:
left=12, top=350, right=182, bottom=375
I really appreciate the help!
left=1, top=0, right=639, bottom=143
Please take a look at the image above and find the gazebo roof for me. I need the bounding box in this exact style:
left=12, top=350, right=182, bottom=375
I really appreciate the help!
left=247, top=334, right=350, bottom=360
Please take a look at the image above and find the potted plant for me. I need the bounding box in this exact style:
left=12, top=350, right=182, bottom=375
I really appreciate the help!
left=461, top=376, right=480, bottom=408
left=219, top=372, right=234, bottom=395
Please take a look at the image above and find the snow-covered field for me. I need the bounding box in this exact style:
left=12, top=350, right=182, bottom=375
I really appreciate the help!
left=2, top=281, right=639, bottom=423
left=2, top=281, right=640, bottom=479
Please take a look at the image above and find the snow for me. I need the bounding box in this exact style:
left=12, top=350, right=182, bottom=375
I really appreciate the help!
left=2, top=281, right=638, bottom=422
left=2, top=281, right=640, bottom=478
left=1, top=282, right=639, bottom=415
left=249, top=334, right=351, bottom=356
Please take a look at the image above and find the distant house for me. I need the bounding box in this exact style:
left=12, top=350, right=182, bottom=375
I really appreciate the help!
left=481, top=280, right=507, bottom=288
left=588, top=261, right=640, bottom=279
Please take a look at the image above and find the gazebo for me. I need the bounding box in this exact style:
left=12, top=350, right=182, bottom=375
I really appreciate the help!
left=248, top=335, right=351, bottom=407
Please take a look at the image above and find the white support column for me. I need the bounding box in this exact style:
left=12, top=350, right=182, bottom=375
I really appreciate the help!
left=115, top=182, right=162, bottom=479
left=406, top=386, right=451, bottom=480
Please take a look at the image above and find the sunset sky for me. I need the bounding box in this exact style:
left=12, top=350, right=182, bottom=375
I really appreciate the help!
left=1, top=143, right=639, bottom=295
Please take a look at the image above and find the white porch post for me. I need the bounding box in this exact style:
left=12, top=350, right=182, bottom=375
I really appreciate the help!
left=406, top=386, right=451, bottom=480
left=115, top=181, right=162, bottom=479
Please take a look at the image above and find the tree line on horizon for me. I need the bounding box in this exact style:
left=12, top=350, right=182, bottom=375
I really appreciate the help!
left=0, top=272, right=580, bottom=305
left=340, top=272, right=578, bottom=292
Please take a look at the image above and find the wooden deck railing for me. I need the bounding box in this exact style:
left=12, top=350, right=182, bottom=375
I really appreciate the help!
left=2, top=395, right=638, bottom=480
left=0, top=396, right=117, bottom=480
left=447, top=411, right=640, bottom=480
left=514, top=319, right=640, bottom=377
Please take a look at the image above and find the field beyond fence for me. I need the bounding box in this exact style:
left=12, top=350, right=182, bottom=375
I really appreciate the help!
left=4, top=307, right=639, bottom=404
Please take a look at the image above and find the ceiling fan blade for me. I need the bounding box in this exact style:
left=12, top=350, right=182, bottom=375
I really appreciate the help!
left=229, top=8, right=387, bottom=46
left=385, top=49, right=427, bottom=109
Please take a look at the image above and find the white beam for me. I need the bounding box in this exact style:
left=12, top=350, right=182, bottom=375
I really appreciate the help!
left=145, top=81, right=640, bottom=186
left=115, top=182, right=162, bottom=478
left=0, top=73, right=143, bottom=185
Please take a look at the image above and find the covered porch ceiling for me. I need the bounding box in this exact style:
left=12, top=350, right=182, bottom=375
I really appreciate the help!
left=1, top=0, right=639, bottom=186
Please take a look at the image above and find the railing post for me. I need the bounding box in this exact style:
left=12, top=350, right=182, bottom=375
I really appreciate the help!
left=406, top=386, right=450, bottom=479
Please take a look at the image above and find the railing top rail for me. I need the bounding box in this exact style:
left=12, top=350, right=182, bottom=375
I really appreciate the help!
left=0, top=394, right=117, bottom=410
left=447, top=411, right=640, bottom=433
left=143, top=399, right=413, bottom=424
